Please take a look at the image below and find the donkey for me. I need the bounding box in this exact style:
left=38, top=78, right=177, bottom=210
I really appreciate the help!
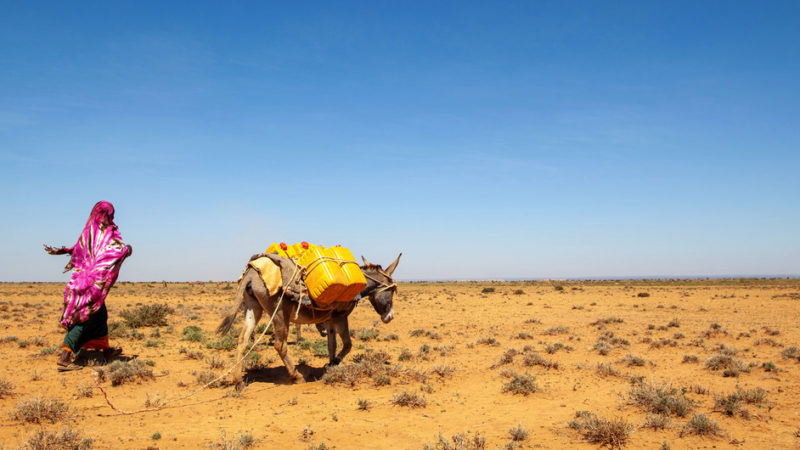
left=217, top=253, right=401, bottom=384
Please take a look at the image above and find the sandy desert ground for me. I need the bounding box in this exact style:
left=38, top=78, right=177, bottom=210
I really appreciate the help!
left=1, top=279, right=800, bottom=449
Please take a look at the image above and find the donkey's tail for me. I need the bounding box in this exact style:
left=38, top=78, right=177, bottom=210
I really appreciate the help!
left=217, top=276, right=248, bottom=335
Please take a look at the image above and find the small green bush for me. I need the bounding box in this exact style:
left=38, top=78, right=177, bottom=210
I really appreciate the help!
left=181, top=326, right=204, bottom=342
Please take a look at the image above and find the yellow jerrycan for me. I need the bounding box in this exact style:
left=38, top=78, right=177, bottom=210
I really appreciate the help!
left=328, top=245, right=366, bottom=302
left=265, top=242, right=289, bottom=258
left=291, top=241, right=311, bottom=259
left=298, top=243, right=347, bottom=305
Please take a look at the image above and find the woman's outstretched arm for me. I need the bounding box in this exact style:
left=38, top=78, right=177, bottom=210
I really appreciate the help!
left=43, top=244, right=73, bottom=255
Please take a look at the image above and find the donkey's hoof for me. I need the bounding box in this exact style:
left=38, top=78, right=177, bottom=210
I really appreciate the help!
left=289, top=373, right=305, bottom=384
left=325, top=357, right=342, bottom=368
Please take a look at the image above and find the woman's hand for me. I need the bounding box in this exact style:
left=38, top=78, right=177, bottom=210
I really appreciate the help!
left=44, top=244, right=69, bottom=255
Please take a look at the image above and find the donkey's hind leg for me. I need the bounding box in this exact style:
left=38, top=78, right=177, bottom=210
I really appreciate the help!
left=233, top=295, right=262, bottom=384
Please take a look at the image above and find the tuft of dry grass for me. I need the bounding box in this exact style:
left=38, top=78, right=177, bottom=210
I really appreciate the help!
left=430, top=364, right=456, bottom=378
left=0, top=377, right=15, bottom=398
left=423, top=431, right=486, bottom=450
left=628, top=381, right=692, bottom=417
left=622, top=354, right=646, bottom=367
left=120, top=303, right=174, bottom=327
left=19, top=427, right=93, bottom=450
left=704, top=354, right=750, bottom=377
left=210, top=430, right=256, bottom=449
left=391, top=390, right=427, bottom=408
left=643, top=414, right=670, bottom=430
left=595, top=362, right=622, bottom=378
left=323, top=352, right=395, bottom=386
left=94, top=360, right=155, bottom=386
left=502, top=372, right=539, bottom=396
left=681, top=413, right=722, bottom=437
left=508, top=424, right=528, bottom=442
left=569, top=411, right=633, bottom=448
left=522, top=352, right=559, bottom=369
left=10, top=396, right=70, bottom=424
left=542, top=326, right=570, bottom=335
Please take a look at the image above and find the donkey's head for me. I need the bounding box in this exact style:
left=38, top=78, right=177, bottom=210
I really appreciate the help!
left=360, top=253, right=402, bottom=323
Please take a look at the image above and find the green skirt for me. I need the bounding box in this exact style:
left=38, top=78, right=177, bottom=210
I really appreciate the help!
left=63, top=304, right=109, bottom=352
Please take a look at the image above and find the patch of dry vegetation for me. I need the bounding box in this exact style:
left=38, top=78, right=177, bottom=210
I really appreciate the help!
left=94, top=359, right=155, bottom=386
left=569, top=411, right=633, bottom=448
left=20, top=427, right=93, bottom=450
left=10, top=396, right=70, bottom=424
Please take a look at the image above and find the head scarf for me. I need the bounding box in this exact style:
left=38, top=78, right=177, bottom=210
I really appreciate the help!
left=61, top=201, right=130, bottom=328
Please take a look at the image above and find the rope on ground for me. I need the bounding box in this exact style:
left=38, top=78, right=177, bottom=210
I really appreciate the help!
left=95, top=263, right=303, bottom=415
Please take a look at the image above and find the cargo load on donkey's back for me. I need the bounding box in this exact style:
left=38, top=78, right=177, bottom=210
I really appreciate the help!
left=263, top=241, right=367, bottom=305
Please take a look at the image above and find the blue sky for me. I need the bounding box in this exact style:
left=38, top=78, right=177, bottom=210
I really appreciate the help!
left=1, top=2, right=798, bottom=281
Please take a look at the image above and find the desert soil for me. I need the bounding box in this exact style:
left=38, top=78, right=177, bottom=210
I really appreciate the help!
left=1, top=279, right=800, bottom=449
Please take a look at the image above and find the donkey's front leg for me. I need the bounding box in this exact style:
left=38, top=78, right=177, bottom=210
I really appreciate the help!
left=325, top=321, right=339, bottom=366
left=332, top=318, right=352, bottom=364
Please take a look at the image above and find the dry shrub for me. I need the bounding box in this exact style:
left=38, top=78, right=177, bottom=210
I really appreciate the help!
left=570, top=411, right=633, bottom=447
left=704, top=354, right=750, bottom=376
left=496, top=348, right=518, bottom=366
left=391, top=391, right=426, bottom=408
left=181, top=325, right=205, bottom=342
left=210, top=430, right=256, bottom=449
left=430, top=364, right=456, bottom=378
left=622, top=354, right=645, bottom=367
left=643, top=414, right=670, bottom=430
left=207, top=355, right=226, bottom=369
left=424, top=431, right=486, bottom=450
left=522, top=352, right=559, bottom=369
left=193, top=370, right=222, bottom=388
left=545, top=342, right=571, bottom=354
left=476, top=337, right=500, bottom=346
left=502, top=372, right=539, bottom=395
left=681, top=413, right=722, bottom=437
left=542, top=326, right=570, bottom=335
left=781, top=346, right=800, bottom=360
left=398, top=348, right=412, bottom=361
left=713, top=392, right=743, bottom=416
left=590, top=317, right=624, bottom=327
left=508, top=424, right=528, bottom=442
left=357, top=327, right=380, bottom=341
left=94, top=360, right=154, bottom=386
left=714, top=386, right=767, bottom=416
left=75, top=383, right=94, bottom=398
left=595, top=363, right=622, bottom=378
left=323, top=352, right=393, bottom=386
left=20, top=427, right=93, bottom=450
left=10, top=396, right=70, bottom=423
left=628, top=381, right=692, bottom=417
left=0, top=377, right=15, bottom=398
left=682, top=355, right=699, bottom=364
left=120, top=304, right=174, bottom=327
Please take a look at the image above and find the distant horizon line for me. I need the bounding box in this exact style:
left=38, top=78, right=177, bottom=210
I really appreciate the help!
left=4, top=274, right=799, bottom=283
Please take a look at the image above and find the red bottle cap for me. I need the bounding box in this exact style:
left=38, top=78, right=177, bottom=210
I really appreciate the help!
left=301, top=241, right=309, bottom=249
left=279, top=242, right=288, bottom=250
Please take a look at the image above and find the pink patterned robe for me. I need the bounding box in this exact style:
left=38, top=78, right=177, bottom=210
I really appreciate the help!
left=60, top=201, right=131, bottom=328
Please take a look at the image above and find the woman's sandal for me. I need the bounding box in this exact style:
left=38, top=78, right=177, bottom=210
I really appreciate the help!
left=57, top=362, right=83, bottom=372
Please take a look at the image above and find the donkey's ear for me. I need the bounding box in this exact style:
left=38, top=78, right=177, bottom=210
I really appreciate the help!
left=385, top=253, right=402, bottom=276
left=361, top=255, right=374, bottom=266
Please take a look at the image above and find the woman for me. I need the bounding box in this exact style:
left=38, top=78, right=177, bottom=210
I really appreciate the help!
left=44, top=201, right=132, bottom=371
